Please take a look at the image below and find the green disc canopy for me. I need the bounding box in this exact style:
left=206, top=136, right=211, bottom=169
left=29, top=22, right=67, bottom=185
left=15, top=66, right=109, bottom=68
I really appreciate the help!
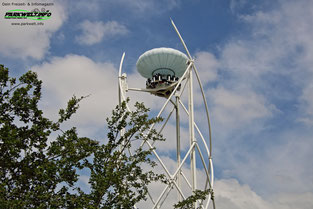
left=136, top=47, right=188, bottom=79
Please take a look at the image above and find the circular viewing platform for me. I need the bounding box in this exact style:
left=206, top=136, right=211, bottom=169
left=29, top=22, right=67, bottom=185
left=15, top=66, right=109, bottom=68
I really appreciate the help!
left=136, top=47, right=188, bottom=97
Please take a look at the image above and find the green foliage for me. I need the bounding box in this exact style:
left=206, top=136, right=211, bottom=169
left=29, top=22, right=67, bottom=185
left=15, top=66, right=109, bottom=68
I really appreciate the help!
left=0, top=65, right=209, bottom=209
left=0, top=65, right=166, bottom=208
left=82, top=100, right=166, bottom=208
left=174, top=189, right=209, bottom=209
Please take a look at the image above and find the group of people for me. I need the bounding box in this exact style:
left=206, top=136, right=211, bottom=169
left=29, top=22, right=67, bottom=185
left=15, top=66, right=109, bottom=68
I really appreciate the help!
left=146, top=73, right=179, bottom=89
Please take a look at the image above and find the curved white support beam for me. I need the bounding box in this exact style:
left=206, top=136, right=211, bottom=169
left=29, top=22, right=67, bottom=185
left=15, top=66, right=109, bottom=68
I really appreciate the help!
left=171, top=19, right=213, bottom=158
left=118, top=52, right=131, bottom=112
left=171, top=19, right=215, bottom=208
left=170, top=19, right=192, bottom=60
left=193, top=66, right=213, bottom=157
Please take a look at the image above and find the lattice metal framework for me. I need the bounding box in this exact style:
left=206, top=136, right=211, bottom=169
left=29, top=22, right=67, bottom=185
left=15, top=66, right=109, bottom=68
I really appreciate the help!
left=117, top=20, right=216, bottom=209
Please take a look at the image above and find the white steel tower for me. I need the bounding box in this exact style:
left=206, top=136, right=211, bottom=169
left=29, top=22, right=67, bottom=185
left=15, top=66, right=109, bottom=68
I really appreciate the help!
left=118, top=20, right=216, bottom=209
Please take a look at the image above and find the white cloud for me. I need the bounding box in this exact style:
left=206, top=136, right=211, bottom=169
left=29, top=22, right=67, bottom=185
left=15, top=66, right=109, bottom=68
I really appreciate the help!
left=196, top=0, right=313, bottom=133
left=70, top=1, right=100, bottom=14
left=211, top=125, right=313, bottom=206
left=191, top=1, right=313, bottom=206
left=137, top=159, right=313, bottom=209
left=76, top=20, right=128, bottom=45
left=230, top=0, right=247, bottom=13
left=195, top=51, right=219, bottom=84
left=208, top=87, right=272, bottom=129
left=237, top=0, right=313, bottom=125
left=298, top=83, right=313, bottom=125
left=31, top=54, right=118, bottom=136
left=137, top=156, right=313, bottom=209
left=271, top=192, right=313, bottom=209
left=215, top=179, right=271, bottom=209
left=215, top=179, right=313, bottom=209
left=0, top=0, right=66, bottom=60
left=260, top=132, right=313, bottom=195
left=219, top=41, right=275, bottom=80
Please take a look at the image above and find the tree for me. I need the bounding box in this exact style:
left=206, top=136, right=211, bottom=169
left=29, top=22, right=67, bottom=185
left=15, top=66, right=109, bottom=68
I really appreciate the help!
left=0, top=65, right=166, bottom=208
left=0, top=65, right=209, bottom=209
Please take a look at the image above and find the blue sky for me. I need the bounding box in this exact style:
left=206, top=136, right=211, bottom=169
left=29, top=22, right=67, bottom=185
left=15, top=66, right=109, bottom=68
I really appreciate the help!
left=1, top=0, right=313, bottom=208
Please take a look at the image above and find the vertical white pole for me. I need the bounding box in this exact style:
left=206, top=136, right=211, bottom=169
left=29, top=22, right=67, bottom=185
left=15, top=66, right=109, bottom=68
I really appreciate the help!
left=118, top=76, right=125, bottom=140
left=175, top=93, right=181, bottom=201
left=188, top=66, right=197, bottom=208
left=118, top=78, right=122, bottom=105
left=118, top=53, right=126, bottom=147
left=118, top=52, right=126, bottom=106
